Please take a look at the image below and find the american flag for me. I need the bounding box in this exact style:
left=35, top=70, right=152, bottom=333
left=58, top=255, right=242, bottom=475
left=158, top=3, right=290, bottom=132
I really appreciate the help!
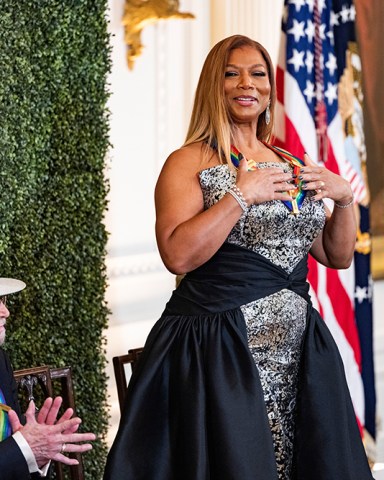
left=275, top=0, right=376, bottom=452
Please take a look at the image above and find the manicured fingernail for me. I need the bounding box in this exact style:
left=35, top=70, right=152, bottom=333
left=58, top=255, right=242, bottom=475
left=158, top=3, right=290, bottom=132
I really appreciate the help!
left=302, top=182, right=307, bottom=189
left=238, top=153, right=243, bottom=160
left=300, top=168, right=305, bottom=173
left=292, top=174, right=297, bottom=178
left=298, top=175, right=303, bottom=180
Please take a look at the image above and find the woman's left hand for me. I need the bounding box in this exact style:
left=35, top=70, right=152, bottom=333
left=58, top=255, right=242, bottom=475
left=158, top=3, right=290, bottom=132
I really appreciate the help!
left=300, top=153, right=353, bottom=204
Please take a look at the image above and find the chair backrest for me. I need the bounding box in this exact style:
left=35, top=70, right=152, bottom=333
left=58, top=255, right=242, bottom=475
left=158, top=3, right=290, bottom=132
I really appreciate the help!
left=113, top=347, right=144, bottom=413
left=13, top=365, right=53, bottom=408
left=14, top=365, right=84, bottom=480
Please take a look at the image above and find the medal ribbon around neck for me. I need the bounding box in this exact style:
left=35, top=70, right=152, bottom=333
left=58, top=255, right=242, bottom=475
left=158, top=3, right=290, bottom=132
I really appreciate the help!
left=230, top=143, right=306, bottom=215
left=0, top=388, right=11, bottom=441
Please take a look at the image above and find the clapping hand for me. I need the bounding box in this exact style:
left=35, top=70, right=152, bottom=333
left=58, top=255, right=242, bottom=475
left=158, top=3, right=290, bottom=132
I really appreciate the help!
left=8, top=396, right=96, bottom=468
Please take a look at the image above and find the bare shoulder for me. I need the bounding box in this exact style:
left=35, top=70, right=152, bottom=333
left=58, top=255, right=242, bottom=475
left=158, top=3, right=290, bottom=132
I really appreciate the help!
left=155, top=143, right=211, bottom=233
left=160, top=142, right=218, bottom=177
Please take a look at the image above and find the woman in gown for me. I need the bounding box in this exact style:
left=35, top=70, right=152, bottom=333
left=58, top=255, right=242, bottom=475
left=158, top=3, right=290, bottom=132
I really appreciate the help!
left=104, top=35, right=373, bottom=480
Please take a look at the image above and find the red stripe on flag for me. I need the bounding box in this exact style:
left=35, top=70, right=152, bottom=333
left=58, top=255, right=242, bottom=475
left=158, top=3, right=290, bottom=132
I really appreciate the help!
left=326, top=268, right=362, bottom=368
left=276, top=65, right=285, bottom=104
left=355, top=414, right=363, bottom=437
left=274, top=114, right=305, bottom=160
left=323, top=135, right=340, bottom=176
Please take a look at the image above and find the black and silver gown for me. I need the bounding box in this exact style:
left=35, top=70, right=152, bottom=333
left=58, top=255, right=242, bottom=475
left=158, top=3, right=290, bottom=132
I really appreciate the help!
left=104, top=162, right=374, bottom=480
left=200, top=162, right=325, bottom=479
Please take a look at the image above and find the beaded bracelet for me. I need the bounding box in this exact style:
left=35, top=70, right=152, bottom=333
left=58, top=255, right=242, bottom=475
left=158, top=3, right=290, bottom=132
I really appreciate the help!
left=228, top=185, right=248, bottom=212
left=334, top=196, right=354, bottom=209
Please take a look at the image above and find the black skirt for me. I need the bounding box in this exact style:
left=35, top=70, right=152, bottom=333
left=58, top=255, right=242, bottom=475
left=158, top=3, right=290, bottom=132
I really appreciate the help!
left=103, top=242, right=373, bottom=480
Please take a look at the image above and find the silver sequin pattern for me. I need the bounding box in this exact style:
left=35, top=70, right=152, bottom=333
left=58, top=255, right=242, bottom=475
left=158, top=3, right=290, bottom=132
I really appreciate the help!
left=199, top=163, right=326, bottom=479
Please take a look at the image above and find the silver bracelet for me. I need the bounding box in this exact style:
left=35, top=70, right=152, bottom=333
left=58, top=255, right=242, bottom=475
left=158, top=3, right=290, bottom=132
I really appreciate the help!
left=228, top=185, right=248, bottom=212
left=334, top=196, right=354, bottom=209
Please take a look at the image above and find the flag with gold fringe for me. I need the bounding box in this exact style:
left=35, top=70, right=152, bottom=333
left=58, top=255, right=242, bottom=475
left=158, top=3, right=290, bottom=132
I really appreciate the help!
left=275, top=0, right=376, bottom=464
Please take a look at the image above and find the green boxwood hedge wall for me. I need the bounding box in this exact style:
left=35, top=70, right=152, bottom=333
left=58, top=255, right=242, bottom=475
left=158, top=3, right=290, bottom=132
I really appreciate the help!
left=0, top=1, right=111, bottom=478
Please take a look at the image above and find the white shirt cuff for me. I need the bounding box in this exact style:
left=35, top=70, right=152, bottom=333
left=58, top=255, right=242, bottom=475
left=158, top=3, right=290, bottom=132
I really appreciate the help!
left=12, top=430, right=51, bottom=476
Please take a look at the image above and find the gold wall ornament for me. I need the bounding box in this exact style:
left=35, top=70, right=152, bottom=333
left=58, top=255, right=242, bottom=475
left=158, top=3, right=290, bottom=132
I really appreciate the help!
left=123, top=0, right=195, bottom=70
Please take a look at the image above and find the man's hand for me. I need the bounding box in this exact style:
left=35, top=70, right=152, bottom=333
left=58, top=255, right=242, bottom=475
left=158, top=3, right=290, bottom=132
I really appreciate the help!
left=36, top=397, right=79, bottom=433
left=8, top=398, right=96, bottom=468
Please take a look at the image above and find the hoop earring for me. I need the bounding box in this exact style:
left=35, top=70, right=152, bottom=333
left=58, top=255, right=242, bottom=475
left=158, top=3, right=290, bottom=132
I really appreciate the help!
left=265, top=103, right=271, bottom=125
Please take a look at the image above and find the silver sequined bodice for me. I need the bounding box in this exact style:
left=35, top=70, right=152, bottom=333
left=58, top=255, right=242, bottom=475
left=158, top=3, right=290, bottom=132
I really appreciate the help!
left=199, top=162, right=326, bottom=480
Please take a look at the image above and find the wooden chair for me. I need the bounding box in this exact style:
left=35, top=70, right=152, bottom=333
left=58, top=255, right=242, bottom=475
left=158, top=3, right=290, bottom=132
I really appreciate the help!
left=113, top=347, right=144, bottom=413
left=13, top=365, right=84, bottom=480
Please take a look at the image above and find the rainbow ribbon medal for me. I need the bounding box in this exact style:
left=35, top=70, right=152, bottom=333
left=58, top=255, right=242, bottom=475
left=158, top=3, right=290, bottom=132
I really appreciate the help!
left=230, top=144, right=306, bottom=215
left=0, top=388, right=11, bottom=440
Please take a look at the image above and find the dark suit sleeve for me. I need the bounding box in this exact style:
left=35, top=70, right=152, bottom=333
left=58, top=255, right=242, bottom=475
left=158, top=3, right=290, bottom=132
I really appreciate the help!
left=0, top=436, right=32, bottom=479
left=1, top=348, right=23, bottom=417
left=0, top=348, right=31, bottom=479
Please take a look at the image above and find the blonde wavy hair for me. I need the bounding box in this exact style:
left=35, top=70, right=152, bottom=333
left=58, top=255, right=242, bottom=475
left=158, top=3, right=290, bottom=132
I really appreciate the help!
left=184, top=35, right=276, bottom=165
